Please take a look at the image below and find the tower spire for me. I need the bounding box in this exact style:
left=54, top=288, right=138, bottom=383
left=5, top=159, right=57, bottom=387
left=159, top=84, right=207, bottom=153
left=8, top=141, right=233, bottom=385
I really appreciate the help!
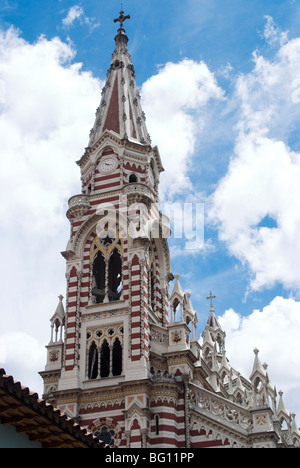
left=202, top=290, right=226, bottom=354
left=86, top=9, right=151, bottom=148
left=206, top=291, right=216, bottom=312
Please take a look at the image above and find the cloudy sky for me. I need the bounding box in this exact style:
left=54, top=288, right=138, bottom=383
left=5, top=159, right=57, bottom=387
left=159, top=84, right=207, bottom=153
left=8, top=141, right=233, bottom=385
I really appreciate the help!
left=1, top=0, right=300, bottom=419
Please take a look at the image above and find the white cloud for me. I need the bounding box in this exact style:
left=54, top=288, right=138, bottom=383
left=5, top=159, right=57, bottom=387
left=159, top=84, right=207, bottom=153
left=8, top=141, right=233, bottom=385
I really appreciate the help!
left=263, top=15, right=289, bottom=47
left=218, top=296, right=300, bottom=417
left=0, top=78, right=5, bottom=103
left=141, top=59, right=224, bottom=200
left=210, top=19, right=300, bottom=291
left=0, top=27, right=102, bottom=230
left=62, top=5, right=100, bottom=31
left=0, top=332, right=46, bottom=394
left=62, top=5, right=84, bottom=26
left=0, top=27, right=102, bottom=392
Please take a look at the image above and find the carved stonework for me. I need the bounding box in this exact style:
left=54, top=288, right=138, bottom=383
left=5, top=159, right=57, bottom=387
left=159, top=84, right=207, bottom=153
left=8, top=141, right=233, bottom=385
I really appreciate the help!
left=172, top=330, right=182, bottom=343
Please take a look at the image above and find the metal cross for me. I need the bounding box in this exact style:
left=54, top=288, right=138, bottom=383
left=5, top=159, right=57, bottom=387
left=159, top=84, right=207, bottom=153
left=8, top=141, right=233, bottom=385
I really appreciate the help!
left=113, top=10, right=130, bottom=29
left=206, top=291, right=216, bottom=310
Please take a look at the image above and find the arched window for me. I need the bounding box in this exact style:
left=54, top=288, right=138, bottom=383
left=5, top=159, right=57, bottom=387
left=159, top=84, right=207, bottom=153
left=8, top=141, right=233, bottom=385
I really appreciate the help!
left=129, top=174, right=138, bottom=183
left=172, top=298, right=180, bottom=322
left=100, top=340, right=110, bottom=378
left=112, top=338, right=122, bottom=376
left=53, top=318, right=61, bottom=342
left=108, top=249, right=122, bottom=302
left=88, top=341, right=98, bottom=380
left=92, top=252, right=106, bottom=303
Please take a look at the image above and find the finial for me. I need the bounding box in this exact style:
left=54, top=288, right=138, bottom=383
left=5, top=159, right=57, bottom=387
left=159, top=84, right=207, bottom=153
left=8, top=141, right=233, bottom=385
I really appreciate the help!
left=113, top=9, right=130, bottom=32
left=206, top=291, right=216, bottom=312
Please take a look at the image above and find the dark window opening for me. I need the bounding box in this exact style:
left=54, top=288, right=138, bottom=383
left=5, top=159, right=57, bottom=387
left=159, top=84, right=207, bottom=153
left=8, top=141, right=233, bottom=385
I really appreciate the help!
left=112, top=338, right=122, bottom=376
left=100, top=340, right=110, bottom=378
left=129, top=174, right=138, bottom=183
left=88, top=341, right=98, bottom=380
left=108, top=249, right=122, bottom=302
left=155, top=415, right=160, bottom=435
left=173, top=298, right=180, bottom=319
left=92, top=252, right=106, bottom=304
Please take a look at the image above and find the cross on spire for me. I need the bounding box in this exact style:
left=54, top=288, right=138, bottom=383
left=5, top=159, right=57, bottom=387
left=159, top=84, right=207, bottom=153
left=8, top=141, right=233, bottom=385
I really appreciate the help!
left=114, top=10, right=130, bottom=31
left=206, top=291, right=216, bottom=311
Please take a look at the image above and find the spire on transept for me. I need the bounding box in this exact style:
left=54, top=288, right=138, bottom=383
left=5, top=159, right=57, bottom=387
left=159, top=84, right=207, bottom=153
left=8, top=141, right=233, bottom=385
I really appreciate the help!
left=202, top=291, right=226, bottom=353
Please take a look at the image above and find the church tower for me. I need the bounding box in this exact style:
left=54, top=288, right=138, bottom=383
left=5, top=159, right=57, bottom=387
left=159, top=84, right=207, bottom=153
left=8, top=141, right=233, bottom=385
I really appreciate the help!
left=40, top=11, right=199, bottom=448
left=40, top=11, right=300, bottom=449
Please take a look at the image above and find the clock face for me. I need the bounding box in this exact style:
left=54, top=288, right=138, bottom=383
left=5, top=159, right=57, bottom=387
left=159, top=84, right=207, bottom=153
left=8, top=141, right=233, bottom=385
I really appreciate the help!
left=99, top=157, right=118, bottom=174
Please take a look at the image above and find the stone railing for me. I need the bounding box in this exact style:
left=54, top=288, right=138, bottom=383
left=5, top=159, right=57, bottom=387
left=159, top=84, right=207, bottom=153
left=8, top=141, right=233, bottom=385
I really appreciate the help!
left=67, top=194, right=91, bottom=221
left=189, top=383, right=253, bottom=433
left=122, top=182, right=154, bottom=206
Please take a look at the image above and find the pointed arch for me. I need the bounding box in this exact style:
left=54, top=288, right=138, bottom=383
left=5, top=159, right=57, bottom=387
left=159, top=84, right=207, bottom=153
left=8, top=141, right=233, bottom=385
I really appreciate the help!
left=100, top=339, right=110, bottom=378
left=88, top=341, right=98, bottom=380
left=92, top=251, right=106, bottom=303
left=112, top=337, right=122, bottom=376
left=108, top=248, right=122, bottom=301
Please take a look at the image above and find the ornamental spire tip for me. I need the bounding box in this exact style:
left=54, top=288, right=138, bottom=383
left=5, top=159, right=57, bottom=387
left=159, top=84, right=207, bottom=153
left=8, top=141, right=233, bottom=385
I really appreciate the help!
left=113, top=9, right=130, bottom=33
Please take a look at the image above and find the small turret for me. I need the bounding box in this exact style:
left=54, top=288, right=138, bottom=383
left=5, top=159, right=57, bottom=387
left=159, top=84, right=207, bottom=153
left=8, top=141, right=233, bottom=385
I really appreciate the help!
left=41, top=296, right=66, bottom=396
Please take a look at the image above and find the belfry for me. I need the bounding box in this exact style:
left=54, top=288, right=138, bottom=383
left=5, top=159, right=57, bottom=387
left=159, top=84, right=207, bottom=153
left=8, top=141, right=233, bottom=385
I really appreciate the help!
left=40, top=12, right=300, bottom=448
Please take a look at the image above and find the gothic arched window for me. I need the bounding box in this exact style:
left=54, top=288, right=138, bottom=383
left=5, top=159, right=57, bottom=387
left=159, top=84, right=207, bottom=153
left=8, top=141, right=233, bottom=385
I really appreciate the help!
left=92, top=251, right=106, bottom=304
left=88, top=341, right=98, bottom=380
left=100, top=340, right=110, bottom=378
left=112, top=338, right=122, bottom=376
left=90, top=234, right=123, bottom=304
left=108, top=249, right=122, bottom=302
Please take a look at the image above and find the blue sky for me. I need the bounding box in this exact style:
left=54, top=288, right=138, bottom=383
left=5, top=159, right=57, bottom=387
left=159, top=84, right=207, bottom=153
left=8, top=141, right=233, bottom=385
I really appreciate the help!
left=1, top=0, right=300, bottom=417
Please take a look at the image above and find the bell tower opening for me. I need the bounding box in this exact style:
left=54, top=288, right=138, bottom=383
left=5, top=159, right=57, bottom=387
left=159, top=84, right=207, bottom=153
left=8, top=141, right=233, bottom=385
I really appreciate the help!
left=92, top=251, right=106, bottom=304
left=108, top=248, right=122, bottom=302
left=90, top=232, right=123, bottom=304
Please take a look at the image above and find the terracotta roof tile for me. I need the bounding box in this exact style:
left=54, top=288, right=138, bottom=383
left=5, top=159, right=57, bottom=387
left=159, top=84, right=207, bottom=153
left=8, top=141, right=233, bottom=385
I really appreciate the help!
left=0, top=368, right=105, bottom=448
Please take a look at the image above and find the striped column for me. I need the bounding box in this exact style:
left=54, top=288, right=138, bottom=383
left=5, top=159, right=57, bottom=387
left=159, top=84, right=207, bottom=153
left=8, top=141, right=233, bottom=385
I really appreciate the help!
left=64, top=266, right=79, bottom=371
left=130, top=254, right=141, bottom=361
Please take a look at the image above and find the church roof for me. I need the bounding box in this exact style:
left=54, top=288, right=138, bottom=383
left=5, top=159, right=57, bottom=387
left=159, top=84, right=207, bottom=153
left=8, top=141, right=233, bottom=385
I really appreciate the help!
left=0, top=369, right=105, bottom=448
left=50, top=294, right=65, bottom=322
left=206, top=309, right=221, bottom=328
left=171, top=273, right=184, bottom=299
